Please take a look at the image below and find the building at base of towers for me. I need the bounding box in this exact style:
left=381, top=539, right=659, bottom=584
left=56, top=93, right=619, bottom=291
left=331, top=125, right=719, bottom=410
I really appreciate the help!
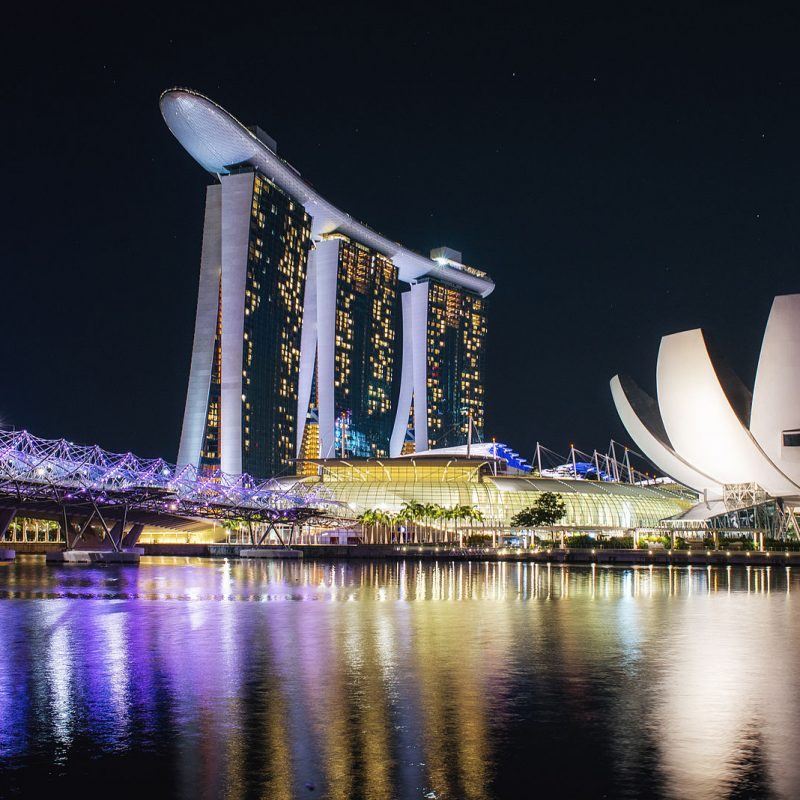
left=162, top=89, right=493, bottom=478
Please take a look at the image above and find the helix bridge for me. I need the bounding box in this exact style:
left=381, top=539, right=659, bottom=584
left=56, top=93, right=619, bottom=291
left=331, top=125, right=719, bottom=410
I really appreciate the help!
left=0, top=429, right=341, bottom=551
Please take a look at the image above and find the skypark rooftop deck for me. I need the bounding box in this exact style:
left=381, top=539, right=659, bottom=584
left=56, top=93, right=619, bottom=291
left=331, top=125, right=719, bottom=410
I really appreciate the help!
left=160, top=88, right=495, bottom=297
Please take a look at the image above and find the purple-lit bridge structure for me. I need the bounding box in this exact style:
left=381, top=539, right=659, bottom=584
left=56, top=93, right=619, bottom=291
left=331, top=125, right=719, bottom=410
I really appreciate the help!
left=0, top=430, right=339, bottom=551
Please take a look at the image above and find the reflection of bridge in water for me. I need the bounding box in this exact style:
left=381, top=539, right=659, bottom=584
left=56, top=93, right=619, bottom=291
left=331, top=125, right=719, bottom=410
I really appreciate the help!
left=0, top=429, right=339, bottom=554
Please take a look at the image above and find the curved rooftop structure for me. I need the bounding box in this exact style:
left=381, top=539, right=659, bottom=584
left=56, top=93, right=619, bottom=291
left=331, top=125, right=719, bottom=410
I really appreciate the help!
left=160, top=88, right=494, bottom=297
left=280, top=458, right=690, bottom=530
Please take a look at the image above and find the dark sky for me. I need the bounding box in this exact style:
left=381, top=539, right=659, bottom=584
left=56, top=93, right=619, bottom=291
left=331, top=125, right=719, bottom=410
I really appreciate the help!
left=2, top=3, right=798, bottom=467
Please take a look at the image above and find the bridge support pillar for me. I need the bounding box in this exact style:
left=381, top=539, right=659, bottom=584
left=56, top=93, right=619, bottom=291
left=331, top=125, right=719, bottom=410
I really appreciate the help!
left=61, top=514, right=91, bottom=550
left=107, top=520, right=125, bottom=551
left=122, top=523, right=144, bottom=548
left=0, top=509, right=15, bottom=561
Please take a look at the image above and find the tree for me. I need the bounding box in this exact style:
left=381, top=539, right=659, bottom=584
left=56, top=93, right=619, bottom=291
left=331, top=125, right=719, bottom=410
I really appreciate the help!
left=511, top=493, right=566, bottom=547
left=447, top=506, right=459, bottom=546
left=357, top=509, right=378, bottom=543
left=399, top=501, right=425, bottom=542
left=432, top=504, right=451, bottom=543
left=445, top=505, right=484, bottom=546
left=385, top=512, right=398, bottom=543
left=438, top=506, right=452, bottom=543
left=421, top=503, right=439, bottom=542
left=372, top=510, right=387, bottom=543
left=466, top=506, right=484, bottom=528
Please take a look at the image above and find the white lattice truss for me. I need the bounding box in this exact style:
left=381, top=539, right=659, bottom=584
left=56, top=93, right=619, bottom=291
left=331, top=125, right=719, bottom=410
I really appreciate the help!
left=0, top=429, right=338, bottom=523
left=723, top=482, right=769, bottom=512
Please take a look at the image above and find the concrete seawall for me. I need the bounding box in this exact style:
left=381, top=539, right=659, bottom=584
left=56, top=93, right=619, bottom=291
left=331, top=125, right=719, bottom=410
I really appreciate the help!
left=134, top=543, right=800, bottom=567
left=6, top=543, right=66, bottom=556
left=5, top=543, right=797, bottom=567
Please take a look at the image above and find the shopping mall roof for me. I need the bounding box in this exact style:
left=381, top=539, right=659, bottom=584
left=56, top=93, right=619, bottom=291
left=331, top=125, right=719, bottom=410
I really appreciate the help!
left=286, top=458, right=693, bottom=530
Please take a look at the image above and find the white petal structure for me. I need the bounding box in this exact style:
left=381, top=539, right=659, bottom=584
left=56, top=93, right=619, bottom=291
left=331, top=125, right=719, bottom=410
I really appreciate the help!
left=751, top=294, right=800, bottom=485
left=611, top=295, right=800, bottom=501
left=610, top=375, right=724, bottom=499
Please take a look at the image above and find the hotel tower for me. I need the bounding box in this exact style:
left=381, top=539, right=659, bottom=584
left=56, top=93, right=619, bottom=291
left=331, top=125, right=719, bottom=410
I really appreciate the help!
left=161, top=89, right=494, bottom=478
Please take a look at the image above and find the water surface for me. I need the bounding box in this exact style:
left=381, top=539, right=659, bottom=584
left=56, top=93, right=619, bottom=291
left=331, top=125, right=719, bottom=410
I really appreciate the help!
left=0, top=556, right=798, bottom=799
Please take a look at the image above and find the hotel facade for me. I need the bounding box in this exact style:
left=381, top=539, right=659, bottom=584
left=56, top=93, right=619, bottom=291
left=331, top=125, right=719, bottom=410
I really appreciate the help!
left=161, top=89, right=494, bottom=478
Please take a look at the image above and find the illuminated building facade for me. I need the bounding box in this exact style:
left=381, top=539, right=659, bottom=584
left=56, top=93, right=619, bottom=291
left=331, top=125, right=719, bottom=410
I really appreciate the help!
left=281, top=457, right=692, bottom=534
left=177, top=167, right=311, bottom=477
left=240, top=172, right=311, bottom=476
left=297, top=234, right=399, bottom=459
left=162, top=89, right=494, bottom=476
left=424, top=278, right=486, bottom=448
left=391, top=249, right=488, bottom=454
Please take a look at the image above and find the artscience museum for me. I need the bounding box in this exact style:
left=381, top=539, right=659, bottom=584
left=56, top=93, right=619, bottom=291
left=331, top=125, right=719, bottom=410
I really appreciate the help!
left=611, top=294, right=800, bottom=537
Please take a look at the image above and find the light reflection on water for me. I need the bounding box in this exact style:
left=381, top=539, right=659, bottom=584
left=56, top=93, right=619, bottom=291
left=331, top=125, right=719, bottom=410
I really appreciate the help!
left=0, top=556, right=798, bottom=799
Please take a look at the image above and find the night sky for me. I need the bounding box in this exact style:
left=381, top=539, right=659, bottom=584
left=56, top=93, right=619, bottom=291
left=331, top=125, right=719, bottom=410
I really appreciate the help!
left=2, top=4, right=798, bottom=468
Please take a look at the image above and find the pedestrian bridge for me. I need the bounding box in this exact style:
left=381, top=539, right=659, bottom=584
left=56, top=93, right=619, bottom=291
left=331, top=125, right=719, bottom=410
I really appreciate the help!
left=0, top=429, right=335, bottom=552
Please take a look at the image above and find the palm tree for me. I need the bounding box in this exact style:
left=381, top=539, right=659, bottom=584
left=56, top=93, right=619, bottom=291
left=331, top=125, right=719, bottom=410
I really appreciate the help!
left=453, top=504, right=473, bottom=547
left=375, top=509, right=389, bottom=544
left=421, top=503, right=439, bottom=543
left=474, top=507, right=488, bottom=545
left=386, top=512, right=398, bottom=544
left=381, top=511, right=394, bottom=544
left=430, top=505, right=447, bottom=544
left=357, top=509, right=375, bottom=543
left=440, top=506, right=454, bottom=544
left=447, top=506, right=459, bottom=547
left=459, top=506, right=485, bottom=546
left=400, top=501, right=424, bottom=543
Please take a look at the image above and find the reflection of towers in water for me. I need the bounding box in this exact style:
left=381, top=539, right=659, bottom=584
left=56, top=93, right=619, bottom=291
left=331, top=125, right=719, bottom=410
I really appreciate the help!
left=8, top=561, right=800, bottom=798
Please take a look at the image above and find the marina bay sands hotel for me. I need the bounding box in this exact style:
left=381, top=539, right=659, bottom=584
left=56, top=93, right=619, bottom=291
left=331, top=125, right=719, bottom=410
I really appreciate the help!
left=161, top=89, right=495, bottom=478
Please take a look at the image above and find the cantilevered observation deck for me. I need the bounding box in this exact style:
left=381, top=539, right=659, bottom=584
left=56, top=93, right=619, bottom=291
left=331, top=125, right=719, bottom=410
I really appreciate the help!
left=160, top=88, right=495, bottom=298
